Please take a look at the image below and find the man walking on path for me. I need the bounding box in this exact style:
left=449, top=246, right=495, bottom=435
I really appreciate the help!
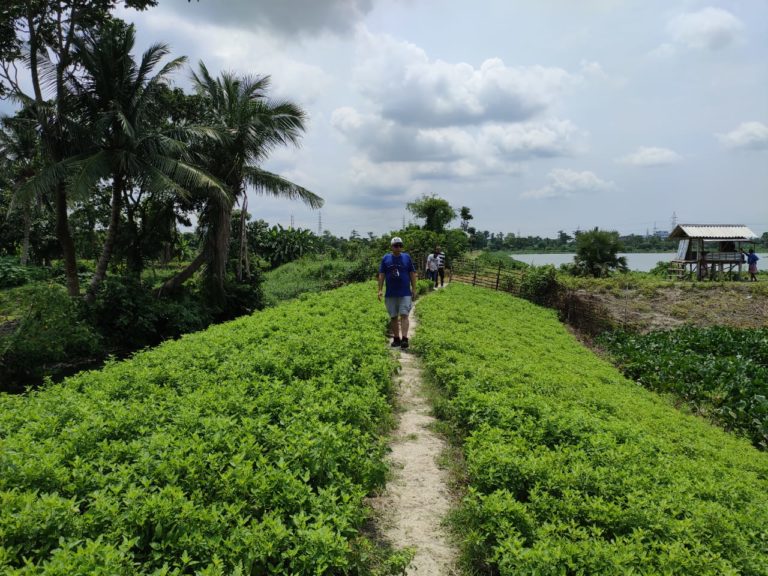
left=378, top=236, right=417, bottom=349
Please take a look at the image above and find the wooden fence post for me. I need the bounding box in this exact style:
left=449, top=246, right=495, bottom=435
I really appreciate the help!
left=495, top=263, right=501, bottom=290
left=472, top=261, right=477, bottom=286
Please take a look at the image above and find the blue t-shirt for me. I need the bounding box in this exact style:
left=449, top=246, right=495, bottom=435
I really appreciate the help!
left=379, top=252, right=415, bottom=297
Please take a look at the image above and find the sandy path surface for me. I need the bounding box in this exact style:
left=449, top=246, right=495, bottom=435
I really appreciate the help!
left=371, top=306, right=459, bottom=575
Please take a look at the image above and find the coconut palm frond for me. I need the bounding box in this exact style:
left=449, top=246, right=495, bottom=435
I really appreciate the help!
left=243, top=166, right=323, bottom=209
left=66, top=150, right=111, bottom=200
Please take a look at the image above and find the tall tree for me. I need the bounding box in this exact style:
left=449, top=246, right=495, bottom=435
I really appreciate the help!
left=459, top=206, right=473, bottom=232
left=574, top=227, right=628, bottom=277
left=0, top=0, right=158, bottom=295
left=65, top=20, right=223, bottom=301
left=160, top=63, right=323, bottom=300
left=407, top=194, right=456, bottom=233
left=0, top=113, right=41, bottom=264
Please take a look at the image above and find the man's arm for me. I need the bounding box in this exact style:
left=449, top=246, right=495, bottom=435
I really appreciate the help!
left=410, top=271, right=417, bottom=296
left=377, top=272, right=385, bottom=301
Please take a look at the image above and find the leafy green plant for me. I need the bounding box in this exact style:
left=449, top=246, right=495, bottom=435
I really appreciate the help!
left=262, top=254, right=374, bottom=306
left=415, top=284, right=768, bottom=575
left=598, top=326, right=768, bottom=447
left=0, top=284, right=101, bottom=386
left=0, top=283, right=408, bottom=574
left=572, top=228, right=628, bottom=277
left=0, top=257, right=30, bottom=288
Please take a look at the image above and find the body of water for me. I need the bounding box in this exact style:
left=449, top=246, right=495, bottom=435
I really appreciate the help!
left=511, top=252, right=675, bottom=272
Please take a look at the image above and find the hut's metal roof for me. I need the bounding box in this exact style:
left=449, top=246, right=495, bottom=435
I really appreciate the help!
left=669, top=224, right=757, bottom=240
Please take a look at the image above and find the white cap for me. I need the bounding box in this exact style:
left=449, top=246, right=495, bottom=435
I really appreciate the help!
left=391, top=236, right=403, bottom=245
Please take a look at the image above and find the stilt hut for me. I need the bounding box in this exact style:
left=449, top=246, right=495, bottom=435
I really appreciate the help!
left=668, top=224, right=757, bottom=280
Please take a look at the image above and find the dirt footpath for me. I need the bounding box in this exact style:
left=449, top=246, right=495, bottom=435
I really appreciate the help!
left=370, top=308, right=459, bottom=575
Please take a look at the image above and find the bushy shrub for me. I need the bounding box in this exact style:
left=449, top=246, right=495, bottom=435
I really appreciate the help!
left=86, top=277, right=214, bottom=350
left=415, top=279, right=433, bottom=296
left=217, top=270, right=265, bottom=320
left=649, top=260, right=670, bottom=276
left=0, top=257, right=30, bottom=288
left=0, top=284, right=101, bottom=387
left=518, top=265, right=558, bottom=303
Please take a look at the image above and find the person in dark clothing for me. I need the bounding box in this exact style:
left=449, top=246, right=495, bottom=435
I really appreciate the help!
left=742, top=248, right=760, bottom=281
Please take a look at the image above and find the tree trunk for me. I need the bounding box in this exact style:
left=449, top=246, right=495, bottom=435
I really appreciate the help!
left=20, top=202, right=31, bottom=266
left=55, top=184, right=80, bottom=296
left=207, top=199, right=232, bottom=303
left=125, top=198, right=143, bottom=278
left=237, top=194, right=248, bottom=280
left=155, top=249, right=206, bottom=296
left=86, top=178, right=123, bottom=302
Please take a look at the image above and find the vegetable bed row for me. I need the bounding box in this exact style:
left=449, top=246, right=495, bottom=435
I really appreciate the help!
left=0, top=283, right=396, bottom=575
left=415, top=284, right=768, bottom=575
left=598, top=326, right=768, bottom=448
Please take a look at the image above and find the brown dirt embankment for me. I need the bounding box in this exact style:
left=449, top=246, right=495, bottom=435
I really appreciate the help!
left=566, top=283, right=768, bottom=333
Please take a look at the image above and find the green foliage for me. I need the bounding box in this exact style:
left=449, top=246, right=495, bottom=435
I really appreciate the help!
left=649, top=259, right=671, bottom=276
left=0, top=283, right=405, bottom=574
left=262, top=255, right=375, bottom=307
left=598, top=326, right=768, bottom=448
left=406, top=194, right=456, bottom=233
left=0, top=257, right=30, bottom=288
left=414, top=279, right=433, bottom=296
left=0, top=284, right=101, bottom=385
left=85, top=276, right=213, bottom=350
left=255, top=225, right=320, bottom=268
left=573, top=228, right=628, bottom=277
left=374, top=228, right=469, bottom=265
left=415, top=284, right=768, bottom=574
left=475, top=251, right=529, bottom=270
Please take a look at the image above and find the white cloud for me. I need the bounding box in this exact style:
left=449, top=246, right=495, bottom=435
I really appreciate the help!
left=354, top=30, right=573, bottom=126
left=579, top=60, right=607, bottom=79
left=717, top=122, right=768, bottom=151
left=667, top=7, right=744, bottom=51
left=333, top=107, right=583, bottom=164
left=617, top=146, right=683, bottom=166
left=521, top=169, right=614, bottom=199
left=481, top=120, right=584, bottom=159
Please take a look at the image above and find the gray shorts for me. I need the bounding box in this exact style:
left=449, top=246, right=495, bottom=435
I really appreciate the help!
left=385, top=296, right=412, bottom=318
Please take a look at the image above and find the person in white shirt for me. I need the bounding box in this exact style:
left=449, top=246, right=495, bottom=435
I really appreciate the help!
left=426, top=245, right=446, bottom=287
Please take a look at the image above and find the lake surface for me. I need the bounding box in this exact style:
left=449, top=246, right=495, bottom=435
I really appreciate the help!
left=511, top=252, right=675, bottom=272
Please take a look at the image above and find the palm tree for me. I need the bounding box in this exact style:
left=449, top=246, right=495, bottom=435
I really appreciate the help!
left=159, top=63, right=322, bottom=300
left=65, top=20, right=224, bottom=301
left=0, top=113, right=41, bottom=265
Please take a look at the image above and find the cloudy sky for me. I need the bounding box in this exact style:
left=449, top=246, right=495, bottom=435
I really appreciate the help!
left=16, top=1, right=768, bottom=237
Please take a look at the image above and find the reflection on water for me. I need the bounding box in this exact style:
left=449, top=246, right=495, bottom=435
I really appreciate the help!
left=511, top=253, right=676, bottom=272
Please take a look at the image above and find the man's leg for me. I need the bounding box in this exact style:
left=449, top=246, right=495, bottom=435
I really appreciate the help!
left=399, top=314, right=409, bottom=341
left=438, top=268, right=445, bottom=286
left=390, top=316, right=401, bottom=339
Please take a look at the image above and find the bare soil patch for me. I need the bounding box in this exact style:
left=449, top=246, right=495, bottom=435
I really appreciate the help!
left=573, top=284, right=768, bottom=333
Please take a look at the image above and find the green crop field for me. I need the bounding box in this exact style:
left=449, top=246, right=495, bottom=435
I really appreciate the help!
left=0, top=283, right=401, bottom=575
left=599, top=326, right=768, bottom=448
left=415, top=284, right=768, bottom=575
